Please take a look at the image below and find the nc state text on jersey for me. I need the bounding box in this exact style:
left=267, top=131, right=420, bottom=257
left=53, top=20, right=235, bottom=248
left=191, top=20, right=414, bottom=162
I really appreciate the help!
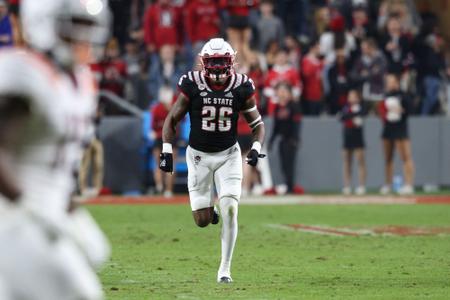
left=202, top=97, right=233, bottom=106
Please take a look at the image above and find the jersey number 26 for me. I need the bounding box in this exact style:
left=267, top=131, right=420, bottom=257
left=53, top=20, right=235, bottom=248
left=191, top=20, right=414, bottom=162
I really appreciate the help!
left=202, top=106, right=232, bottom=132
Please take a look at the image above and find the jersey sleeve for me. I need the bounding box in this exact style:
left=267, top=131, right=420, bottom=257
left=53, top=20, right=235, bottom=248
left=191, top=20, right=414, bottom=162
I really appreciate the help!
left=177, top=72, right=197, bottom=100
left=0, top=51, right=51, bottom=108
left=239, top=77, right=256, bottom=103
left=0, top=50, right=63, bottom=133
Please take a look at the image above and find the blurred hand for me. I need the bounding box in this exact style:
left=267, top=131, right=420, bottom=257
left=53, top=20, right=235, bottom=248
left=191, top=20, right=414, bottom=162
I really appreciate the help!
left=246, top=149, right=265, bottom=167
left=159, top=152, right=173, bottom=173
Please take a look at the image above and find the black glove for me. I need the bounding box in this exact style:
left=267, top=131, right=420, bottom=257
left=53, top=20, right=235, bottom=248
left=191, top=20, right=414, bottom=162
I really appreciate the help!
left=246, top=149, right=266, bottom=167
left=159, top=152, right=173, bottom=173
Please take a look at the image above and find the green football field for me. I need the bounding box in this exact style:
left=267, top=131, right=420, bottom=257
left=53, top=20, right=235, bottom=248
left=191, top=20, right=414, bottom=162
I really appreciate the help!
left=88, top=200, right=450, bottom=300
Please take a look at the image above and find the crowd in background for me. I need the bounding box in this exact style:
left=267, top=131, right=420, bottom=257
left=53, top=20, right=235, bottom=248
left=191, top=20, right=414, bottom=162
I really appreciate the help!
left=0, top=0, right=446, bottom=195
left=1, top=0, right=448, bottom=116
left=93, top=0, right=449, bottom=118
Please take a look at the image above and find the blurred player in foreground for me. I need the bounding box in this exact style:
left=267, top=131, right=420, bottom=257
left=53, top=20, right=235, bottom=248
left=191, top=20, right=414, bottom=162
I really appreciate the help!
left=159, top=38, right=265, bottom=283
left=0, top=0, right=111, bottom=299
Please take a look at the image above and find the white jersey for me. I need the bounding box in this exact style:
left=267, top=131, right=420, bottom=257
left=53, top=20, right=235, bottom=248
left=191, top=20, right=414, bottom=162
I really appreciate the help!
left=0, top=48, right=97, bottom=223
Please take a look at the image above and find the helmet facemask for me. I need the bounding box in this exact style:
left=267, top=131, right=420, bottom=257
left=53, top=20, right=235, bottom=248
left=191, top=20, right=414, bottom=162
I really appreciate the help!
left=201, top=54, right=234, bottom=84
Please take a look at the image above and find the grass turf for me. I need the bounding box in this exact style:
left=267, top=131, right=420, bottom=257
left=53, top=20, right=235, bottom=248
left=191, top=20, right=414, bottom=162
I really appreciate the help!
left=88, top=204, right=450, bottom=300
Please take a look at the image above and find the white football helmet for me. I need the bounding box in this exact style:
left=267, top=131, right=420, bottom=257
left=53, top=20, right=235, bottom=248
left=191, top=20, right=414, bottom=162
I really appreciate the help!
left=199, top=38, right=236, bottom=82
left=21, top=0, right=111, bottom=66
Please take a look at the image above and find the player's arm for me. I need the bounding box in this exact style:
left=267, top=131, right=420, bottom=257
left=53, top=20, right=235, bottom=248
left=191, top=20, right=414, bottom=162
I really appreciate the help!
left=159, top=93, right=189, bottom=173
left=0, top=96, right=30, bottom=201
left=241, top=95, right=265, bottom=166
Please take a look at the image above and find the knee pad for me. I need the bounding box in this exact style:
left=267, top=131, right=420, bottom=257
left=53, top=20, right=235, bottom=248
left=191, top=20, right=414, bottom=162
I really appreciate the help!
left=219, top=197, right=238, bottom=218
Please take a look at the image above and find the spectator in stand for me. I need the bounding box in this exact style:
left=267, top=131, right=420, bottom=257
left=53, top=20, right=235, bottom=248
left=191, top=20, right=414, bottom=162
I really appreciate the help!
left=327, top=48, right=351, bottom=115
left=377, top=0, right=419, bottom=35
left=262, top=39, right=280, bottom=70
left=340, top=89, right=366, bottom=195
left=6, top=0, right=21, bottom=45
left=149, top=44, right=184, bottom=102
left=350, top=38, right=387, bottom=113
left=268, top=83, right=303, bottom=195
left=314, top=5, right=330, bottom=37
left=275, top=0, right=311, bottom=43
left=93, top=38, right=128, bottom=97
left=351, top=3, right=376, bottom=47
left=301, top=39, right=324, bottom=115
left=220, top=0, right=258, bottom=64
left=185, top=0, right=220, bottom=56
left=247, top=52, right=265, bottom=91
left=256, top=0, right=284, bottom=53
left=123, top=39, right=141, bottom=96
left=0, top=1, right=13, bottom=47
left=143, top=0, right=182, bottom=53
left=263, top=48, right=301, bottom=115
left=109, top=0, right=131, bottom=46
left=151, top=85, right=176, bottom=197
left=379, top=73, right=415, bottom=195
left=420, top=32, right=445, bottom=115
left=284, top=35, right=302, bottom=69
left=381, top=15, right=413, bottom=75
left=79, top=108, right=104, bottom=197
left=319, top=12, right=356, bottom=66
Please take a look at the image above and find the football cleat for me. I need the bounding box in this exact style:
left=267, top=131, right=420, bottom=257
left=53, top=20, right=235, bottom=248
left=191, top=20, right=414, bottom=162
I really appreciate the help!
left=211, top=207, right=220, bottom=225
left=218, top=276, right=233, bottom=284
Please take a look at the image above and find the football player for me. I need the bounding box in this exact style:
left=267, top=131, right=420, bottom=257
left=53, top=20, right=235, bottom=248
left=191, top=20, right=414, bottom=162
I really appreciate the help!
left=0, top=0, right=111, bottom=299
left=160, top=38, right=265, bottom=283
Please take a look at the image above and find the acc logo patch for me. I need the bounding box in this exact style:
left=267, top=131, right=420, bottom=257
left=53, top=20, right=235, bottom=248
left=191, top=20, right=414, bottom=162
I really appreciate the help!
left=194, top=155, right=201, bottom=165
left=200, top=91, right=208, bottom=97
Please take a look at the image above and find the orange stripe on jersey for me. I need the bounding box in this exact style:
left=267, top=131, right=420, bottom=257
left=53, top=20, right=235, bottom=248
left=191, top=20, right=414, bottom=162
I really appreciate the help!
left=76, top=65, right=98, bottom=95
left=19, top=48, right=60, bottom=84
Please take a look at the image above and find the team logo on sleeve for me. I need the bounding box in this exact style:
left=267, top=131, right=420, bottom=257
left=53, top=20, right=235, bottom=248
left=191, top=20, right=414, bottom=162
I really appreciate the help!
left=194, top=155, right=201, bottom=165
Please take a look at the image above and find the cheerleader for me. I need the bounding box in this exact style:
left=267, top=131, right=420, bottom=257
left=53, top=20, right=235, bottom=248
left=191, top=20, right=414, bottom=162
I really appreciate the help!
left=379, top=73, right=415, bottom=195
left=340, top=89, right=366, bottom=195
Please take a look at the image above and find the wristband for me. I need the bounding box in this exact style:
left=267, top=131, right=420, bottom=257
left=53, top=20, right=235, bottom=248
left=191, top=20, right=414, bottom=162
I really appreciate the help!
left=162, top=143, right=173, bottom=154
left=251, top=141, right=261, bottom=154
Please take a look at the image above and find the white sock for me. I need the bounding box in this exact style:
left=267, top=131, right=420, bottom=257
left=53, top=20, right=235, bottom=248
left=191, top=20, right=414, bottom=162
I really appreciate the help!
left=218, top=196, right=238, bottom=279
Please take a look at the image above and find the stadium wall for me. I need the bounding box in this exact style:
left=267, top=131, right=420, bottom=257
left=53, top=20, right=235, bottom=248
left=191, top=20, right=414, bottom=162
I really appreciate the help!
left=99, top=116, right=450, bottom=193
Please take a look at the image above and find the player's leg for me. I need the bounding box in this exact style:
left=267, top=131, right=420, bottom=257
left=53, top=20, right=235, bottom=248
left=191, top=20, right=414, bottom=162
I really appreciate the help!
left=0, top=209, right=103, bottom=300
left=214, top=145, right=243, bottom=283
left=0, top=275, right=11, bottom=300
left=342, top=149, right=352, bottom=194
left=186, top=146, right=215, bottom=227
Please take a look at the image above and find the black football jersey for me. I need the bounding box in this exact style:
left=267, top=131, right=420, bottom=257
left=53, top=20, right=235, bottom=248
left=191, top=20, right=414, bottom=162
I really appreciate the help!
left=178, top=71, right=255, bottom=152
